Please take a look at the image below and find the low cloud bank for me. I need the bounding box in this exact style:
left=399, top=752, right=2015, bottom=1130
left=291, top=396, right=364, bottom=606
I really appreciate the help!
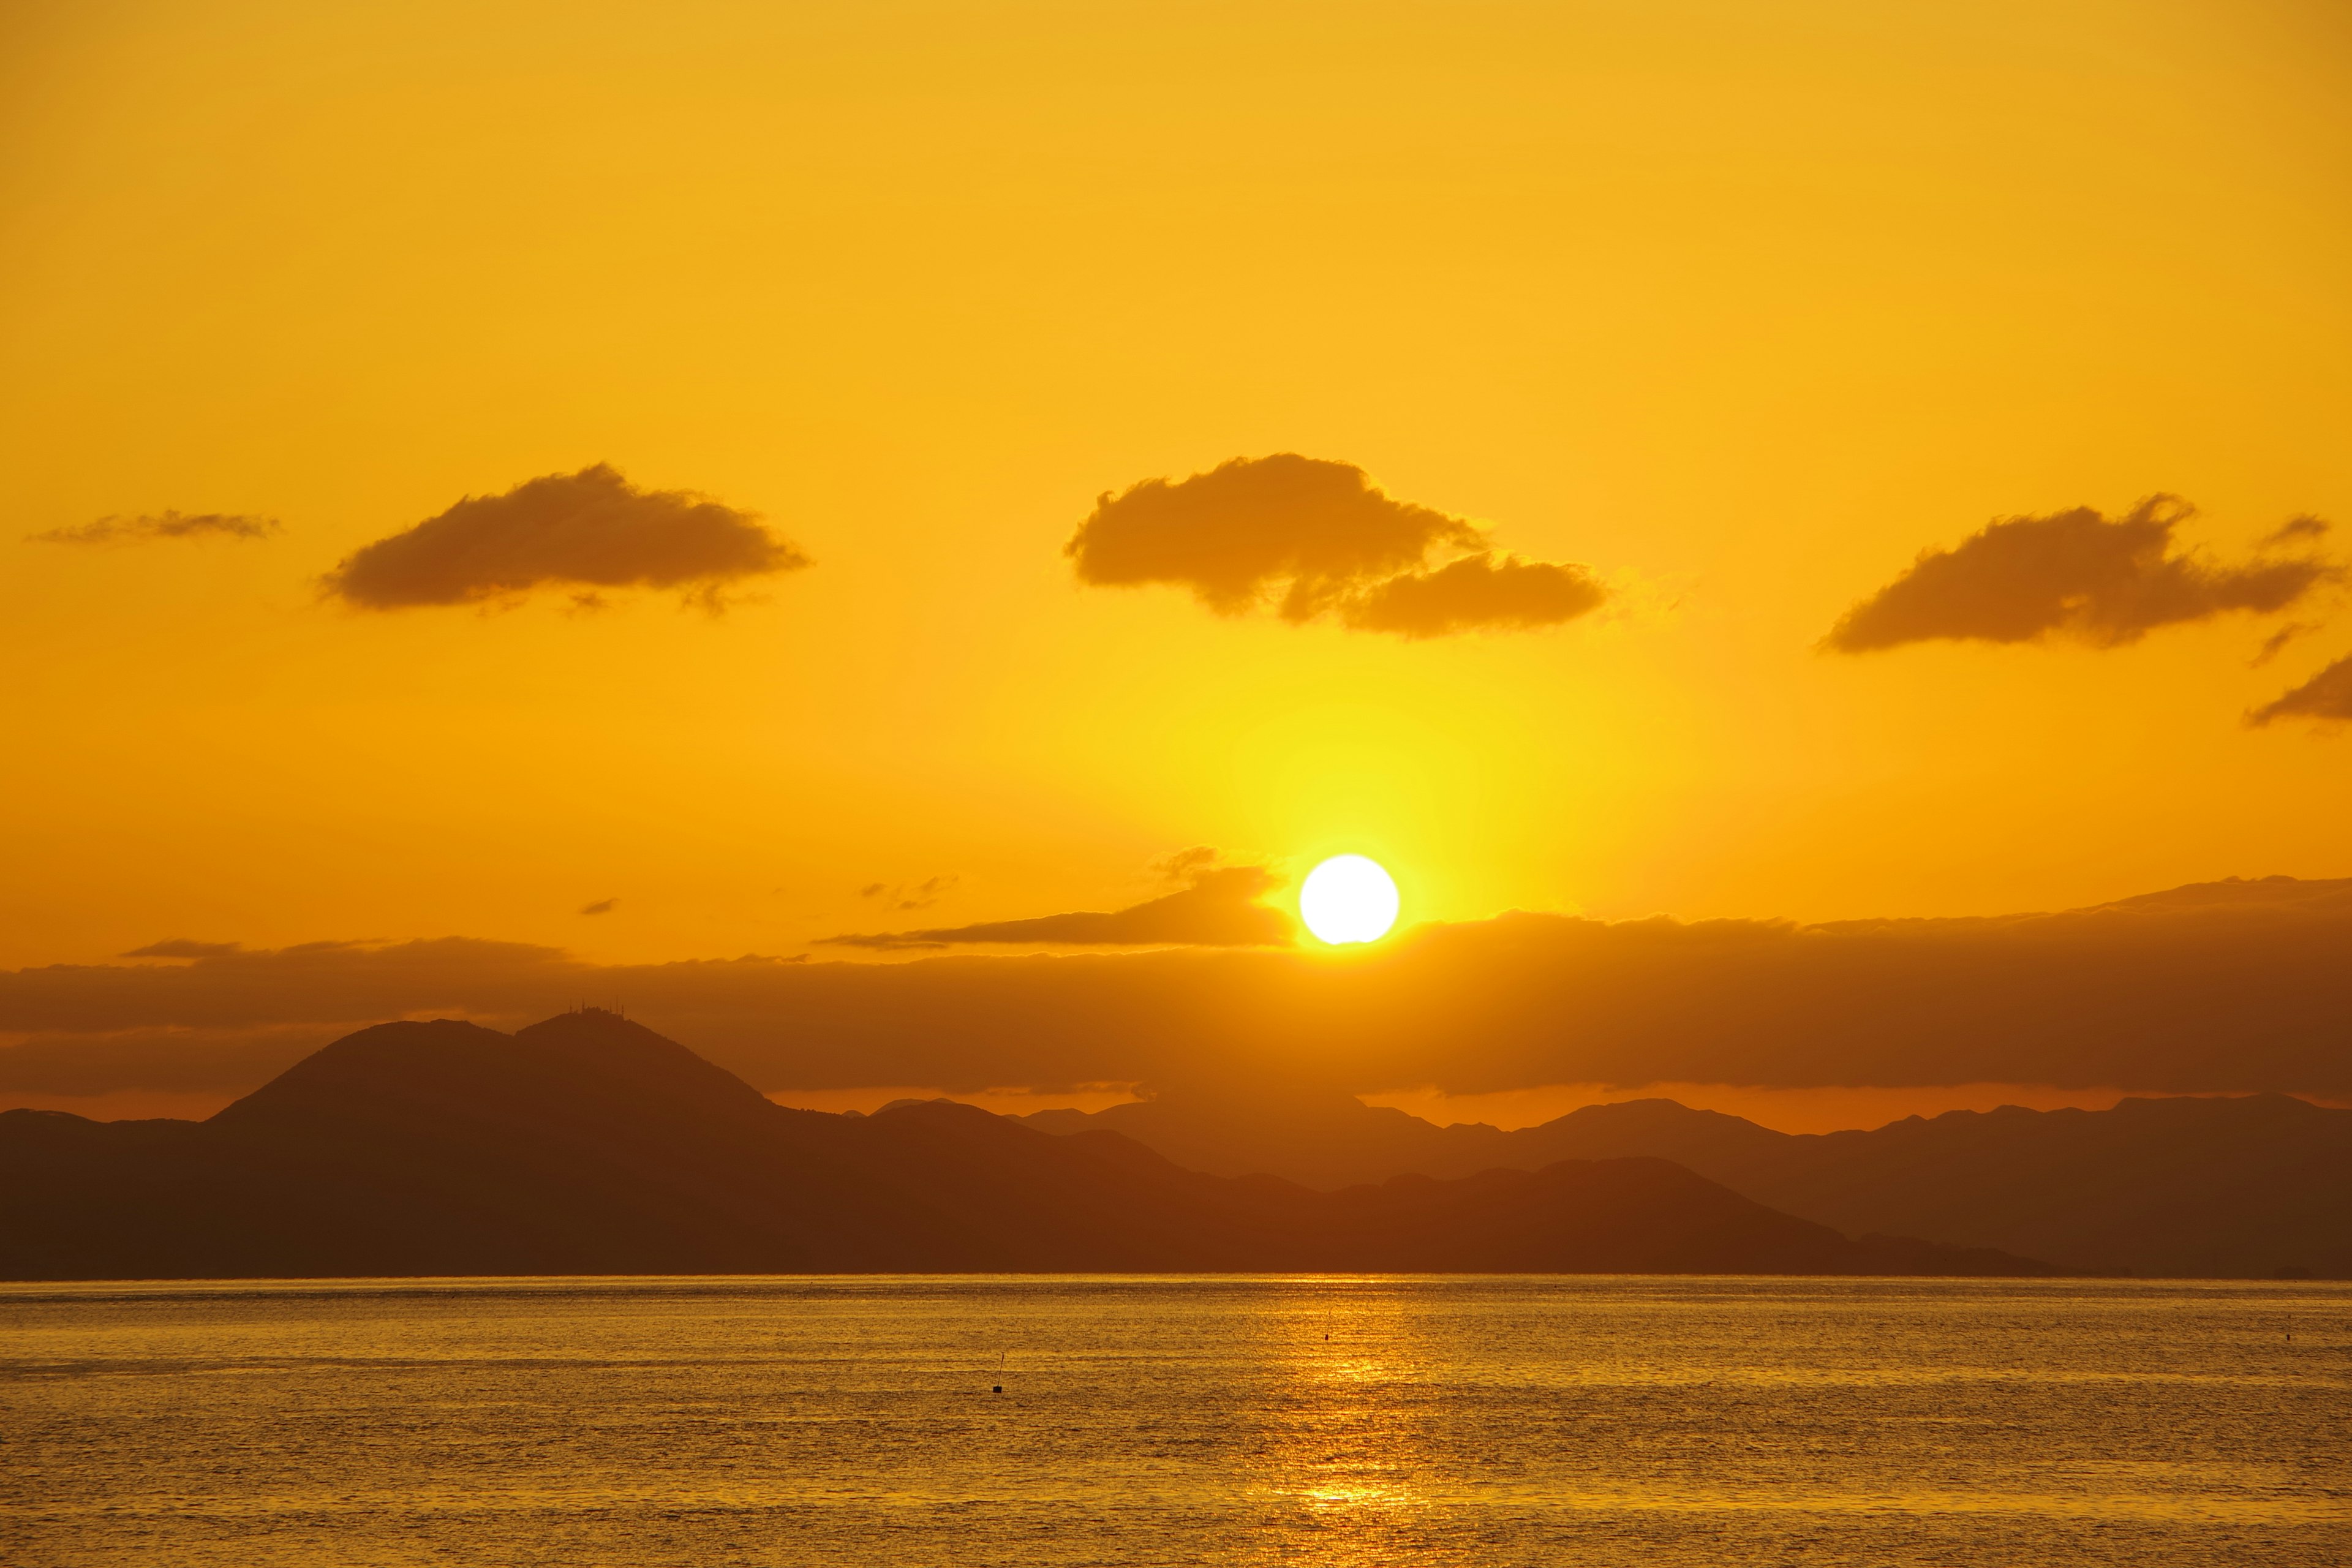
left=7, top=878, right=2350, bottom=1103
left=324, top=464, right=808, bottom=610
left=1826, top=497, right=2331, bottom=652
left=1065, top=454, right=1605, bottom=638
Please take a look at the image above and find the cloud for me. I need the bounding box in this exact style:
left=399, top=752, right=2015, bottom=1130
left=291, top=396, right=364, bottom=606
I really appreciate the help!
left=29, top=512, right=279, bottom=546
left=323, top=464, right=809, bottom=610
left=1825, top=496, right=2333, bottom=653
left=0, top=1024, right=352, bottom=1096
left=12, top=877, right=2352, bottom=1104
left=1341, top=553, right=1608, bottom=639
left=123, top=940, right=246, bottom=960
left=819, top=864, right=1292, bottom=951
left=1064, top=453, right=1605, bottom=636
left=2248, top=654, right=2352, bottom=726
left=861, top=876, right=956, bottom=912
left=1152, top=846, right=1221, bottom=883
left=579, top=899, right=617, bottom=916
left=2262, top=516, right=2330, bottom=549
left=2252, top=624, right=2313, bottom=668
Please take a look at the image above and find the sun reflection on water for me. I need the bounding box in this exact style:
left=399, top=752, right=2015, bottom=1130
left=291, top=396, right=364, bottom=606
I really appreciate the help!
left=1239, top=1279, right=1441, bottom=1555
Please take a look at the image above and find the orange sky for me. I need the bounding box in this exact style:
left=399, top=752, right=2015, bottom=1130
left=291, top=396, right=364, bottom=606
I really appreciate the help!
left=4, top=0, right=2351, bottom=989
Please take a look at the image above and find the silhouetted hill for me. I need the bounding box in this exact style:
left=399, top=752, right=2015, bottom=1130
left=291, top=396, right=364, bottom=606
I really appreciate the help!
left=1569, top=1094, right=2352, bottom=1280
left=0, top=1010, right=2044, bottom=1281
left=1023, top=1085, right=1787, bottom=1191
left=1027, top=1090, right=2352, bottom=1277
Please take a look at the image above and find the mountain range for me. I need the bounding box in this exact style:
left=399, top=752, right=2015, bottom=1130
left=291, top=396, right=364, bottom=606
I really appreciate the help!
left=1025, top=1084, right=2352, bottom=1278
left=0, top=1009, right=2043, bottom=1281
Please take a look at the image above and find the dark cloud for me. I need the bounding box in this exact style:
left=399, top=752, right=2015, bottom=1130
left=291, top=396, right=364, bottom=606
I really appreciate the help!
left=11, top=877, right=2352, bottom=1103
left=2252, top=624, right=2313, bottom=668
left=2248, top=654, right=2352, bottom=726
left=2262, top=516, right=2331, bottom=549
left=3, top=935, right=564, bottom=1046
left=0, top=1024, right=347, bottom=1096
left=29, top=511, right=279, bottom=546
left=1152, top=846, right=1221, bottom=883
left=123, top=940, right=245, bottom=960
left=1065, top=453, right=1605, bottom=637
left=579, top=899, right=617, bottom=916
left=323, top=464, right=809, bottom=610
left=1341, top=553, right=1607, bottom=639
left=859, top=876, right=956, bottom=913
left=1826, top=496, right=2332, bottom=653
left=819, top=864, right=1292, bottom=951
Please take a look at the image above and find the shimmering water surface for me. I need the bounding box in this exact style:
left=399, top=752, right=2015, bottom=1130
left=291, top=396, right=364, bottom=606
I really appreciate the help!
left=3, top=1275, right=2346, bottom=1566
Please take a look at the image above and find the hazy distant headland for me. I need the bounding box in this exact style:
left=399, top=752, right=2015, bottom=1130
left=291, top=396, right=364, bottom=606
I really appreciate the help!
left=1025, top=1086, right=2352, bottom=1281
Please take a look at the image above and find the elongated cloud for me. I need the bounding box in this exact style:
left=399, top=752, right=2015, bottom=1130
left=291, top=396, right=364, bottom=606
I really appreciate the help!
left=1065, top=454, right=1605, bottom=636
left=29, top=511, right=278, bottom=546
left=124, top=940, right=245, bottom=959
left=2250, top=654, right=2352, bottom=726
left=861, top=876, right=956, bottom=913
left=325, top=464, right=809, bottom=610
left=821, top=864, right=1291, bottom=951
left=1826, top=497, right=2331, bottom=652
left=2263, top=516, right=2331, bottom=549
left=1343, top=553, right=1607, bottom=639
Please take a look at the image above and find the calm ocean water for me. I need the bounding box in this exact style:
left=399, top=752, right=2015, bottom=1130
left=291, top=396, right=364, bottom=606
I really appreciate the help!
left=2, top=1275, right=2346, bottom=1566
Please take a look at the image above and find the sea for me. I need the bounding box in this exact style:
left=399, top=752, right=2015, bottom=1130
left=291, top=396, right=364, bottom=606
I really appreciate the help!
left=3, top=1275, right=2346, bottom=1566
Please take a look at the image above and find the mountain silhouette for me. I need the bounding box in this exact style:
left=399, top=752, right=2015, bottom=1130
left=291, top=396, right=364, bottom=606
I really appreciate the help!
left=1026, top=1088, right=2352, bottom=1278
left=0, top=1010, right=2045, bottom=1281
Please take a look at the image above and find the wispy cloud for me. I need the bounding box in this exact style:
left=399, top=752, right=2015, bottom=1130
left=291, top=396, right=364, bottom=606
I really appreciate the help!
left=579, top=899, right=618, bottom=916
left=2248, top=654, right=2352, bottom=726
left=861, top=876, right=957, bottom=913
left=1825, top=496, right=2332, bottom=653
left=29, top=512, right=279, bottom=546
left=1065, top=454, right=1605, bottom=637
left=323, top=464, right=809, bottom=611
left=123, top=939, right=245, bottom=959
left=2251, top=624, right=2313, bottom=668
left=2261, top=516, right=2330, bottom=549
left=822, top=861, right=1291, bottom=951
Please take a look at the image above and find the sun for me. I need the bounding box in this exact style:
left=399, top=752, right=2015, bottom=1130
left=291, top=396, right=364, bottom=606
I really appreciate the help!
left=1298, top=855, right=1400, bottom=945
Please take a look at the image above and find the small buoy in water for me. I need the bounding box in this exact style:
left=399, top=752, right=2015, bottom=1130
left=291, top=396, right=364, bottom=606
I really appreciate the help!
left=992, top=1384, right=1003, bottom=1393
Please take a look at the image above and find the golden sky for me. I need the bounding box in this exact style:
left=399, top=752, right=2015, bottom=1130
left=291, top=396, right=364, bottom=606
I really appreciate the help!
left=5, top=0, right=2351, bottom=978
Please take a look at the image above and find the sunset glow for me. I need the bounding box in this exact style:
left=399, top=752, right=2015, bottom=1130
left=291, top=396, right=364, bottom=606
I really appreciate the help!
left=6, top=5, right=2351, bottom=1561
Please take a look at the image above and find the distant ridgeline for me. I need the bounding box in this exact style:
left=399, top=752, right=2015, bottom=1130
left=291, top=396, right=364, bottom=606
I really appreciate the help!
left=0, top=1011, right=2044, bottom=1282
left=1025, top=1088, right=2352, bottom=1281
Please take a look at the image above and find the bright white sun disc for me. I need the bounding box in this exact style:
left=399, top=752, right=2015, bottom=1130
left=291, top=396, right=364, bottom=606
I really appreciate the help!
left=1298, top=855, right=1400, bottom=945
